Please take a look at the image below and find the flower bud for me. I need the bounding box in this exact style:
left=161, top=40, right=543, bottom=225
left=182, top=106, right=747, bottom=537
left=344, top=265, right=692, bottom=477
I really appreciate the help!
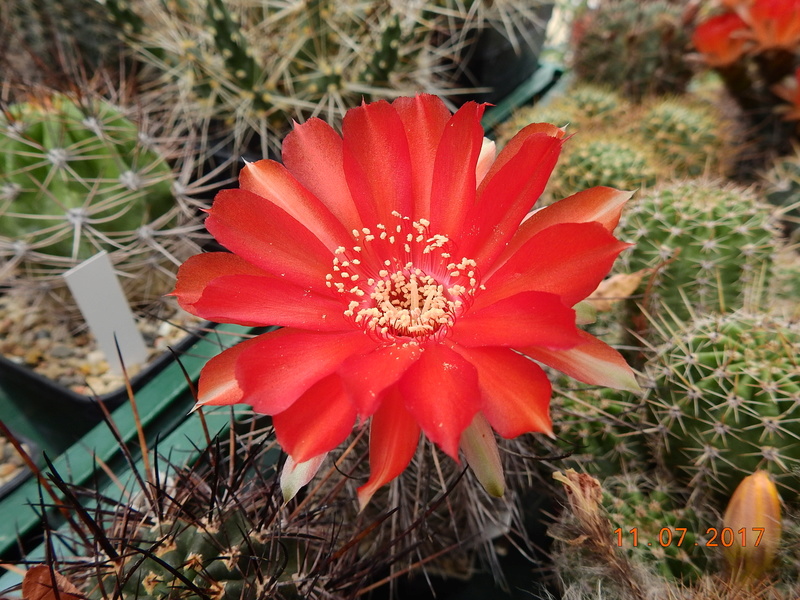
left=722, top=470, right=782, bottom=583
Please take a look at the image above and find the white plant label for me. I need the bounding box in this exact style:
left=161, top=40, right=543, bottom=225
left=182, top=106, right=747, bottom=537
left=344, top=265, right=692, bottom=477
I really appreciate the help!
left=63, top=251, right=148, bottom=374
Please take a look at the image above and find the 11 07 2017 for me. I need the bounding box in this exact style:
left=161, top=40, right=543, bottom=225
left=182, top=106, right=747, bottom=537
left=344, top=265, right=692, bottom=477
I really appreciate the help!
left=614, top=527, right=767, bottom=547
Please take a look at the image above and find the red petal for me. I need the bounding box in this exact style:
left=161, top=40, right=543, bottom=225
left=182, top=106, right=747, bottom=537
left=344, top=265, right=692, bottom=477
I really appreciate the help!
left=490, top=187, right=634, bottom=277
left=478, top=221, right=630, bottom=309
left=398, top=343, right=480, bottom=459
left=429, top=101, right=486, bottom=237
left=172, top=252, right=269, bottom=313
left=338, top=342, right=422, bottom=416
left=452, top=346, right=553, bottom=438
left=273, top=374, right=357, bottom=464
left=282, top=117, right=363, bottom=233
left=460, top=132, right=564, bottom=262
left=452, top=291, right=582, bottom=349
left=205, top=188, right=333, bottom=293
left=482, top=122, right=566, bottom=184
left=196, top=335, right=266, bottom=407
left=239, top=160, right=351, bottom=251
left=194, top=274, right=349, bottom=330
left=357, top=387, right=420, bottom=509
left=521, top=330, right=640, bottom=391
left=235, top=329, right=376, bottom=414
left=342, top=100, right=413, bottom=226
left=392, top=95, right=452, bottom=220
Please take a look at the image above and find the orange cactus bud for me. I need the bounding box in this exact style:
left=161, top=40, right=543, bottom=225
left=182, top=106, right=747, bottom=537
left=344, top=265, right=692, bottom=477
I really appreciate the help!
left=722, top=470, right=782, bottom=584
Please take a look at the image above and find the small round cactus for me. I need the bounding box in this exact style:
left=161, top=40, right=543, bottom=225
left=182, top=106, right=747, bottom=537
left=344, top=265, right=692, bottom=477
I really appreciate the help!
left=602, top=474, right=708, bottom=583
left=551, top=383, right=650, bottom=480
left=546, top=131, right=665, bottom=201
left=646, top=311, right=800, bottom=501
left=615, top=179, right=783, bottom=323
left=0, top=91, right=203, bottom=315
left=633, top=96, right=734, bottom=178
left=495, top=83, right=628, bottom=147
left=571, top=0, right=694, bottom=101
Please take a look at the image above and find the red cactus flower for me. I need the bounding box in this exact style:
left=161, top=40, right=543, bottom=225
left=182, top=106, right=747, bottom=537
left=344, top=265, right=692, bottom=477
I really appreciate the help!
left=746, top=0, right=800, bottom=50
left=173, top=95, right=638, bottom=508
left=692, top=11, right=751, bottom=66
left=772, top=66, right=800, bottom=119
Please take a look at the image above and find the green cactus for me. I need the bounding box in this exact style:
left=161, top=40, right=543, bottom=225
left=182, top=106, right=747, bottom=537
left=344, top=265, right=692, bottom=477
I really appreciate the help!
left=550, top=471, right=708, bottom=595
left=615, top=180, right=783, bottom=323
left=633, top=96, right=734, bottom=178
left=646, top=311, right=800, bottom=501
left=546, top=131, right=664, bottom=201
left=495, top=83, right=628, bottom=147
left=0, top=92, right=201, bottom=313
left=760, top=150, right=800, bottom=243
left=99, top=511, right=297, bottom=600
left=552, top=383, right=650, bottom=480
left=602, top=474, right=708, bottom=583
left=1, top=0, right=119, bottom=84
left=571, top=0, right=695, bottom=101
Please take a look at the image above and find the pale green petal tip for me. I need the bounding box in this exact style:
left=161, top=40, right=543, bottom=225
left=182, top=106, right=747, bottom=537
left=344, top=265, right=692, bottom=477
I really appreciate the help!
left=279, top=453, right=326, bottom=503
left=461, top=414, right=506, bottom=499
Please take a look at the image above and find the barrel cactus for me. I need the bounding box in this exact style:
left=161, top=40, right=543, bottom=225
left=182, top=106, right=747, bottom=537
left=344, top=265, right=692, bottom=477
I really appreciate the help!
left=546, top=131, right=664, bottom=202
left=633, top=96, right=734, bottom=178
left=495, top=83, right=628, bottom=147
left=615, top=180, right=783, bottom=323
left=551, top=383, right=650, bottom=480
left=646, top=311, right=800, bottom=501
left=549, top=470, right=708, bottom=597
left=570, top=0, right=695, bottom=101
left=0, top=91, right=202, bottom=315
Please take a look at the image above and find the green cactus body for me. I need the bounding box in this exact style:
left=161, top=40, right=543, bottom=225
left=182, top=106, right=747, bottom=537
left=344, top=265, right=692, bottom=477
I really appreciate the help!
left=553, top=385, right=649, bottom=479
left=616, top=180, right=782, bottom=322
left=495, top=83, right=628, bottom=147
left=100, top=514, right=296, bottom=600
left=603, top=475, right=707, bottom=583
left=0, top=93, right=175, bottom=262
left=647, top=312, right=800, bottom=501
left=546, top=132, right=664, bottom=201
left=571, top=0, right=694, bottom=101
left=635, top=96, right=732, bottom=178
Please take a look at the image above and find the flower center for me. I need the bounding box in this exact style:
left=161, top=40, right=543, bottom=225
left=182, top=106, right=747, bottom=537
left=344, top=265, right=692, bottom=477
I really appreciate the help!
left=326, top=213, right=480, bottom=342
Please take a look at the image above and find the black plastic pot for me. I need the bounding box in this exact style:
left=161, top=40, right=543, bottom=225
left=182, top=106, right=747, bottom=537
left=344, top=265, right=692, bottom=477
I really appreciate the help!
left=0, top=322, right=213, bottom=456
left=451, top=3, right=555, bottom=106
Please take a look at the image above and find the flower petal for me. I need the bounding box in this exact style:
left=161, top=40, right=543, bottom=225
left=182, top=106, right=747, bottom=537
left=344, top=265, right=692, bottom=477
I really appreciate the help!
left=453, top=345, right=553, bottom=438
left=273, top=374, right=357, bottom=464
left=460, top=131, right=565, bottom=262
left=357, top=386, right=420, bottom=510
left=398, top=343, right=480, bottom=459
left=342, top=100, right=413, bottom=226
left=392, top=94, right=452, bottom=219
left=478, top=221, right=630, bottom=309
left=338, top=342, right=422, bottom=416
left=281, top=117, right=363, bottom=234
left=205, top=189, right=333, bottom=293
left=239, top=159, right=351, bottom=251
left=452, top=291, right=581, bottom=349
left=460, top=413, right=505, bottom=497
left=194, top=273, right=349, bottom=330
left=235, top=329, right=376, bottom=415
left=521, top=330, right=641, bottom=391
left=196, top=335, right=266, bottom=407
left=429, top=101, right=486, bottom=238
left=492, top=187, right=634, bottom=278
left=172, top=252, right=269, bottom=313
left=280, top=453, right=327, bottom=503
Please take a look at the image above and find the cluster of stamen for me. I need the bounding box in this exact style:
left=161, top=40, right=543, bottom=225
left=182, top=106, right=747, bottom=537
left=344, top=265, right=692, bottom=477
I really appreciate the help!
left=325, top=212, right=481, bottom=341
